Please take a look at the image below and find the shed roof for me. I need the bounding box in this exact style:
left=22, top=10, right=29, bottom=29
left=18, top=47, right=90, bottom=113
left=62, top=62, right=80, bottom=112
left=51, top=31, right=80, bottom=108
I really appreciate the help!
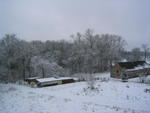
left=118, top=61, right=146, bottom=69
left=36, top=77, right=75, bottom=83
left=125, top=64, right=150, bottom=72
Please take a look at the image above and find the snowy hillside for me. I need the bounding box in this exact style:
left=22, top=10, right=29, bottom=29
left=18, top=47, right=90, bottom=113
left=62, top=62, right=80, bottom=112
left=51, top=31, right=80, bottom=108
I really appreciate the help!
left=0, top=73, right=150, bottom=113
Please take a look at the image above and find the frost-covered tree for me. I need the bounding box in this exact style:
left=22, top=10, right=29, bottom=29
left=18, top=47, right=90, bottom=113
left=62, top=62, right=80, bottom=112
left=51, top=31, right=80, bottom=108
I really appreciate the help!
left=69, top=32, right=86, bottom=73
left=31, top=56, right=67, bottom=78
left=0, top=30, right=127, bottom=82
left=69, top=29, right=126, bottom=73
left=0, top=34, right=22, bottom=82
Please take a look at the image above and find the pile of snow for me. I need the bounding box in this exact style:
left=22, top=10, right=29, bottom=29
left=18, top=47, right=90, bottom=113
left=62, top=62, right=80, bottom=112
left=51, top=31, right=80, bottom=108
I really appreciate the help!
left=0, top=73, right=150, bottom=113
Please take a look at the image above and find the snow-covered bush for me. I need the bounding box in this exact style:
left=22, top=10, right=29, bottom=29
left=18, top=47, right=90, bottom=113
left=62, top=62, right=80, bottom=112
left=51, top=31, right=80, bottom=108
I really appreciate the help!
left=86, top=74, right=96, bottom=90
left=72, top=73, right=96, bottom=90
left=72, top=73, right=87, bottom=81
left=139, top=74, right=147, bottom=83
left=143, top=76, right=150, bottom=84
left=99, top=77, right=109, bottom=82
left=30, top=82, right=37, bottom=88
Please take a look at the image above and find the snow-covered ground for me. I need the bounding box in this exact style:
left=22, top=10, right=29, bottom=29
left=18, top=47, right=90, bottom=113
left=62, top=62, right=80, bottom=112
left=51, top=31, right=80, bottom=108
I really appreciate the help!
left=0, top=73, right=150, bottom=113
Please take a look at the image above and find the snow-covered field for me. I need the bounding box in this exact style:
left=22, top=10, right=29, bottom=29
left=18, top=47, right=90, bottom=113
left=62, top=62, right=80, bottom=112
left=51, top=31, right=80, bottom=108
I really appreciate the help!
left=0, top=73, right=150, bottom=113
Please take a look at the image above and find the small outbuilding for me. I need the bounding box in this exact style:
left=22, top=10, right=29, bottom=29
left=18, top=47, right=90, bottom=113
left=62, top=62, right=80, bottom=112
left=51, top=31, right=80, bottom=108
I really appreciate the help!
left=26, top=77, right=76, bottom=87
left=110, top=61, right=150, bottom=79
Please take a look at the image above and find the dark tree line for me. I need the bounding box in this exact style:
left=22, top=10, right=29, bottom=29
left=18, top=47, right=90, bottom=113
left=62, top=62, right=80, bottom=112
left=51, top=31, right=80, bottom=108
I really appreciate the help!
left=0, top=29, right=129, bottom=82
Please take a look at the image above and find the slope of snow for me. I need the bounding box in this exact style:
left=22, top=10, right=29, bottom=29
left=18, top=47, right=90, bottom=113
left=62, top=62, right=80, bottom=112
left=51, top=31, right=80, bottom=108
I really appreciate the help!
left=0, top=73, right=150, bottom=113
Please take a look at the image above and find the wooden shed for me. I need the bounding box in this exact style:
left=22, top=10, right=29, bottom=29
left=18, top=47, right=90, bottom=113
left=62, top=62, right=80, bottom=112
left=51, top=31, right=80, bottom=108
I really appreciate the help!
left=25, top=77, right=41, bottom=84
left=110, top=61, right=150, bottom=79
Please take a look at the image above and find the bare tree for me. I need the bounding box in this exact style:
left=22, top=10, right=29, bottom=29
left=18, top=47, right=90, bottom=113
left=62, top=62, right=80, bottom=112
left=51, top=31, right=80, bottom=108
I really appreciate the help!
left=131, top=48, right=142, bottom=61
left=142, top=44, right=149, bottom=61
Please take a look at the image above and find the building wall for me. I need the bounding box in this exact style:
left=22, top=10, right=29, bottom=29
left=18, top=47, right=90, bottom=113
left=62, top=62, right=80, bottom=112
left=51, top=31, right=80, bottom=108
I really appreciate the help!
left=145, top=68, right=150, bottom=75
left=125, top=68, right=150, bottom=78
left=57, top=80, right=62, bottom=85
left=111, top=64, right=122, bottom=78
left=111, top=64, right=150, bottom=79
left=125, top=70, right=143, bottom=78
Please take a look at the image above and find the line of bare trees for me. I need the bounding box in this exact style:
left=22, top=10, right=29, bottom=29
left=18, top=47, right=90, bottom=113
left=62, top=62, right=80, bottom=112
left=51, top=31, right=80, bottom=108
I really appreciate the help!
left=1, top=29, right=143, bottom=83
left=123, top=45, right=150, bottom=61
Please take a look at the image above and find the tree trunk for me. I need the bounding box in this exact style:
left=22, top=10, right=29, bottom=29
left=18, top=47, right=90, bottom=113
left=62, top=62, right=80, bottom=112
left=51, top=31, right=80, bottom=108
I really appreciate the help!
left=42, top=65, right=45, bottom=78
left=22, top=58, right=26, bottom=80
left=28, top=58, right=32, bottom=78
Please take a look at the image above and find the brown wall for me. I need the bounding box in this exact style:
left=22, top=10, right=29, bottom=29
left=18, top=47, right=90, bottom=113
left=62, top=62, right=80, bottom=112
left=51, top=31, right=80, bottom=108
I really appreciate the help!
left=111, top=65, right=150, bottom=79
left=125, top=68, right=150, bottom=78
left=111, top=64, right=122, bottom=78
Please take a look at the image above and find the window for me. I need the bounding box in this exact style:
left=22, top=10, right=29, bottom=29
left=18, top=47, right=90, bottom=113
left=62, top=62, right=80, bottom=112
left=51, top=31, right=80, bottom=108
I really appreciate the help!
left=116, top=70, right=119, bottom=73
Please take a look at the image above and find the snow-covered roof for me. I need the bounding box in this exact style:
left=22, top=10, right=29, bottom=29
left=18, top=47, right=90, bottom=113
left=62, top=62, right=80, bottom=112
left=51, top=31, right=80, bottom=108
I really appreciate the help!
left=36, top=77, right=57, bottom=82
left=26, top=77, right=41, bottom=80
left=125, top=64, right=150, bottom=72
left=36, top=77, right=74, bottom=83
left=118, top=61, right=146, bottom=69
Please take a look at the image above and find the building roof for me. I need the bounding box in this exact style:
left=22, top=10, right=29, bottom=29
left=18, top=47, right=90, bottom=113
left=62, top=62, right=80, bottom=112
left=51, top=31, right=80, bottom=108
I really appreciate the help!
left=36, top=77, right=75, bottom=83
left=118, top=61, right=146, bottom=69
left=125, top=63, right=150, bottom=72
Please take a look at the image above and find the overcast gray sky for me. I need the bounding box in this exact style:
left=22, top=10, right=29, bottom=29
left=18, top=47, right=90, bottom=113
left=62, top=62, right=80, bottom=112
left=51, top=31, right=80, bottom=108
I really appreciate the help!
left=0, top=0, right=150, bottom=49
